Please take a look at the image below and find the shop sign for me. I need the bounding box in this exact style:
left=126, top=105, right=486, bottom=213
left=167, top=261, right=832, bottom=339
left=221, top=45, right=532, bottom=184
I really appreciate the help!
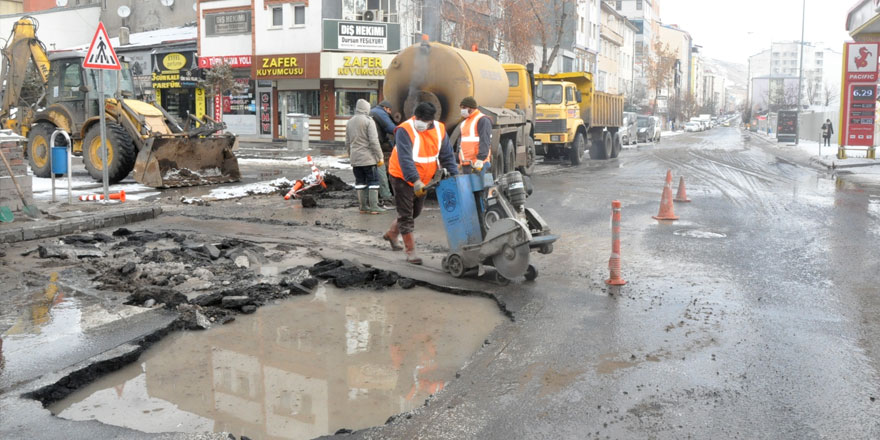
left=840, top=42, right=880, bottom=147
left=254, top=53, right=319, bottom=79
left=322, top=19, right=400, bottom=52
left=198, top=55, right=252, bottom=69
left=151, top=71, right=200, bottom=89
left=205, top=11, right=251, bottom=36
left=259, top=91, right=272, bottom=135
left=151, top=50, right=198, bottom=89
left=320, top=52, right=395, bottom=79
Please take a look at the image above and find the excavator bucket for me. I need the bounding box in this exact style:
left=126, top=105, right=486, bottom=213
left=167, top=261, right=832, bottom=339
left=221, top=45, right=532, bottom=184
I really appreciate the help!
left=132, top=135, right=241, bottom=188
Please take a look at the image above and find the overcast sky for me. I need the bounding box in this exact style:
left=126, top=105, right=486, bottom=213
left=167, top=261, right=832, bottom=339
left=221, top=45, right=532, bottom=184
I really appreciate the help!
left=658, top=0, right=855, bottom=65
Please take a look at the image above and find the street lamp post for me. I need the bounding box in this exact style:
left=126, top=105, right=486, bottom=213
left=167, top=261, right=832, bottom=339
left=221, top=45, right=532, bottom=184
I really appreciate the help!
left=795, top=0, right=806, bottom=145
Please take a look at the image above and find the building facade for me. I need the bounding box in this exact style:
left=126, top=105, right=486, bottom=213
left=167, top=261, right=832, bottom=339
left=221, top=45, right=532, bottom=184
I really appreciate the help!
left=613, top=0, right=660, bottom=104
left=748, top=41, right=841, bottom=111
left=597, top=1, right=635, bottom=94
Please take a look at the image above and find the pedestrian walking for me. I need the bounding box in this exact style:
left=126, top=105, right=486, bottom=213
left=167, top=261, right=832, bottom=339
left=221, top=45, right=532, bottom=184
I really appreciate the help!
left=345, top=99, right=385, bottom=214
left=383, top=102, right=459, bottom=264
left=371, top=100, right=396, bottom=207
left=821, top=119, right=834, bottom=147
left=457, top=96, right=492, bottom=173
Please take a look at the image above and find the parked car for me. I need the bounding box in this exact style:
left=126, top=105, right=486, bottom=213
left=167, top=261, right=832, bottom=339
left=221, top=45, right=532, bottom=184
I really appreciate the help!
left=685, top=122, right=701, bottom=132
left=621, top=112, right=638, bottom=145
left=636, top=115, right=656, bottom=142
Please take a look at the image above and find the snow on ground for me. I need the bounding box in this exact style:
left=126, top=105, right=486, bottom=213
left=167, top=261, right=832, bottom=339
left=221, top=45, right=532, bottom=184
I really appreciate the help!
left=661, top=130, right=685, bottom=138
left=204, top=177, right=292, bottom=201
left=30, top=176, right=160, bottom=201
left=238, top=156, right=352, bottom=170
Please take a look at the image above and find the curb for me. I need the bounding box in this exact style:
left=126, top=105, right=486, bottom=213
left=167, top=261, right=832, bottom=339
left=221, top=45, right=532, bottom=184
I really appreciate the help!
left=0, top=206, right=162, bottom=244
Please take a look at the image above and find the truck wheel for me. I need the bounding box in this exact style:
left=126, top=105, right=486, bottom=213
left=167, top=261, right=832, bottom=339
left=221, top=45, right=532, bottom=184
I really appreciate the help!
left=611, top=133, right=622, bottom=159
left=570, top=132, right=585, bottom=165
left=492, top=145, right=504, bottom=174
left=504, top=138, right=515, bottom=174
left=519, top=136, right=536, bottom=176
left=589, top=132, right=607, bottom=160
left=82, top=123, right=136, bottom=184
left=26, top=122, right=56, bottom=178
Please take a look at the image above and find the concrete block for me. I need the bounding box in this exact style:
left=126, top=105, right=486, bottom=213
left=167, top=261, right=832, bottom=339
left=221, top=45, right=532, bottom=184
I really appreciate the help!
left=21, top=227, right=36, bottom=241
left=0, top=229, right=24, bottom=244
left=60, top=220, right=87, bottom=235
left=34, top=224, right=62, bottom=240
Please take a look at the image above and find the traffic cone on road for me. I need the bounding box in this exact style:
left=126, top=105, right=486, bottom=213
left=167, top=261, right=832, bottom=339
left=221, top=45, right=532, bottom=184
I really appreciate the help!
left=652, top=170, right=679, bottom=221
left=674, top=176, right=691, bottom=203
left=79, top=190, right=125, bottom=203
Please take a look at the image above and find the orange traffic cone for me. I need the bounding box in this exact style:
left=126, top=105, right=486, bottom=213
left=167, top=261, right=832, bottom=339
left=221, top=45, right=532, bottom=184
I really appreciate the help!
left=674, top=176, right=691, bottom=203
left=79, top=190, right=125, bottom=203
left=652, top=170, right=678, bottom=221
left=284, top=180, right=304, bottom=200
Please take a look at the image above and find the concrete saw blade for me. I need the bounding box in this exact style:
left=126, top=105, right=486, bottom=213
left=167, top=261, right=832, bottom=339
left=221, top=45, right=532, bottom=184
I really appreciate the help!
left=493, top=243, right=530, bottom=279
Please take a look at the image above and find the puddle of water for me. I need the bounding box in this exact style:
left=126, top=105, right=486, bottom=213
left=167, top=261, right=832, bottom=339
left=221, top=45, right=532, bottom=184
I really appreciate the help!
left=673, top=229, right=727, bottom=239
left=49, top=286, right=504, bottom=439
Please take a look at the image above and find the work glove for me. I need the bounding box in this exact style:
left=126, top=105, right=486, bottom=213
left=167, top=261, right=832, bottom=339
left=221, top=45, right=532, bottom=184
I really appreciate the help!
left=377, top=161, right=384, bottom=167
left=413, top=179, right=427, bottom=197
left=473, top=159, right=484, bottom=171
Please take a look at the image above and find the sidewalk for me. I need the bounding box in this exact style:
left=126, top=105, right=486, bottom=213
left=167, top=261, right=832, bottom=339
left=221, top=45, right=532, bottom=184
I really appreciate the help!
left=749, top=130, right=878, bottom=170
left=0, top=202, right=162, bottom=244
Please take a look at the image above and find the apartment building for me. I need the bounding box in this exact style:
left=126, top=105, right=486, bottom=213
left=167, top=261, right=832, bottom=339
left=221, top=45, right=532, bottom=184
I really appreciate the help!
left=597, top=1, right=636, bottom=94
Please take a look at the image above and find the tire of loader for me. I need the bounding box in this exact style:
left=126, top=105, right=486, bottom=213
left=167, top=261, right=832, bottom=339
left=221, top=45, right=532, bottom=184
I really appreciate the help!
left=589, top=132, right=607, bottom=160
left=82, top=122, right=136, bottom=184
left=570, top=132, right=585, bottom=165
left=26, top=122, right=55, bottom=178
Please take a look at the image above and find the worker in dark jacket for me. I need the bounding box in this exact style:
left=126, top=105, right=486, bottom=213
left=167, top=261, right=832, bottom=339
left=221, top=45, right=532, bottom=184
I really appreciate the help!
left=383, top=102, right=458, bottom=264
left=371, top=100, right=396, bottom=206
left=457, top=96, right=493, bottom=173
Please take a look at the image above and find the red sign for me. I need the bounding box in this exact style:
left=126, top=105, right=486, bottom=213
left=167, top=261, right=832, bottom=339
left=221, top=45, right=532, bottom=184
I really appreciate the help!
left=82, top=22, right=121, bottom=70
left=198, top=55, right=252, bottom=69
left=841, top=42, right=880, bottom=147
left=214, top=95, right=222, bottom=122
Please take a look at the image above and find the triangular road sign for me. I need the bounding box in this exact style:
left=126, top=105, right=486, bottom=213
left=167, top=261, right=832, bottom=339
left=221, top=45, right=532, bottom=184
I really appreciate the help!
left=82, top=22, right=121, bottom=70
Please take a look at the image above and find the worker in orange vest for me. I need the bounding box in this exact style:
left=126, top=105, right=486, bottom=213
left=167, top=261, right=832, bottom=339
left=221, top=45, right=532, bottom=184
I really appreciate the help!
left=384, top=102, right=459, bottom=265
left=457, top=96, right=492, bottom=173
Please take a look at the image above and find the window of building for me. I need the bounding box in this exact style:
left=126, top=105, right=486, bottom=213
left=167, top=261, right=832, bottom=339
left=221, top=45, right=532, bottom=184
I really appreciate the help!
left=636, top=0, right=643, bottom=10
left=563, top=55, right=574, bottom=72
left=282, top=90, right=319, bottom=117
left=616, top=0, right=622, bottom=9
left=271, top=6, right=283, bottom=27
left=598, top=71, right=606, bottom=92
left=342, top=0, right=398, bottom=22
left=336, top=89, right=378, bottom=117
left=293, top=4, right=305, bottom=26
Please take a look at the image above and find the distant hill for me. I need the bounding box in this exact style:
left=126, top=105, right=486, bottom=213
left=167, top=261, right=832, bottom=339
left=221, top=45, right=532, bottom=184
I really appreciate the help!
left=702, top=58, right=748, bottom=89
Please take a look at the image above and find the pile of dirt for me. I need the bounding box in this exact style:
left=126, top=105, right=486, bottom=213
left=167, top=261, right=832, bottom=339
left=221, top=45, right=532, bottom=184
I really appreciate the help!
left=309, top=259, right=401, bottom=289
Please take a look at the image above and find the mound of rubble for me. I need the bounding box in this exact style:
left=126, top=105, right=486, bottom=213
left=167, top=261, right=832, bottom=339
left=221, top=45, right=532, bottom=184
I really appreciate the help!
left=33, top=229, right=413, bottom=330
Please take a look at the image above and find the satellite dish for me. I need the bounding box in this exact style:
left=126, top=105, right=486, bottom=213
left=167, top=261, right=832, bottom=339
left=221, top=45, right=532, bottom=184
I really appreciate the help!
left=160, top=0, right=174, bottom=6
left=55, top=0, right=68, bottom=7
left=117, top=5, right=131, bottom=17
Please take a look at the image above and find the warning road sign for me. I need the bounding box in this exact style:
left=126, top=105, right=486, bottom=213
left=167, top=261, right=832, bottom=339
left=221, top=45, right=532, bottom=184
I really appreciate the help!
left=82, top=22, right=121, bottom=70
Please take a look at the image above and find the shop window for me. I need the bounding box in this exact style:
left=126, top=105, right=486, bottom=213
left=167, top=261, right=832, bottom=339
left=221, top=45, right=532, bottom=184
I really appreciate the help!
left=271, top=6, right=283, bottom=27
left=281, top=90, right=319, bottom=116
left=293, top=4, right=305, bottom=26
left=335, top=90, right=378, bottom=117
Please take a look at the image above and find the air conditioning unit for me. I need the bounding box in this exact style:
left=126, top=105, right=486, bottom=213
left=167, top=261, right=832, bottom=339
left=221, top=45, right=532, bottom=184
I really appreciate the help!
left=362, top=9, right=384, bottom=22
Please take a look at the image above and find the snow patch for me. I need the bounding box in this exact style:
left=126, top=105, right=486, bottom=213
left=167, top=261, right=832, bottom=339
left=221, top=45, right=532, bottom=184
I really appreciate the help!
left=673, top=229, right=727, bottom=239
left=205, top=177, right=292, bottom=200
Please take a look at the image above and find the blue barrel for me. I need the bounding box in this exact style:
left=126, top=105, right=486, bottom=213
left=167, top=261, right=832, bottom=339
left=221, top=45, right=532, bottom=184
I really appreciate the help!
left=436, top=175, right=483, bottom=252
left=51, top=146, right=68, bottom=174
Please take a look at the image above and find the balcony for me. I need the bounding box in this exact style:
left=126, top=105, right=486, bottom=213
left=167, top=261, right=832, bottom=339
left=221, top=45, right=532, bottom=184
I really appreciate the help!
left=601, top=24, right=623, bottom=46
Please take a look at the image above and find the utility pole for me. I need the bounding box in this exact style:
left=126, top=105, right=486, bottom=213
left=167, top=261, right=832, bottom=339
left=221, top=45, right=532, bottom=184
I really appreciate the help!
left=795, top=0, right=806, bottom=145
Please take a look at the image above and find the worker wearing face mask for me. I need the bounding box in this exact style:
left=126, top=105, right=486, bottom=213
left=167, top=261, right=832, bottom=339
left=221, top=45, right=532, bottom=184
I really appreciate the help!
left=384, top=102, right=459, bottom=265
left=457, top=96, right=492, bottom=173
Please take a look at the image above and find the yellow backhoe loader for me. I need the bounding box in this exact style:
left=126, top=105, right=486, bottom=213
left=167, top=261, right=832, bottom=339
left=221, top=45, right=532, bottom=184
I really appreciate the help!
left=0, top=17, right=240, bottom=188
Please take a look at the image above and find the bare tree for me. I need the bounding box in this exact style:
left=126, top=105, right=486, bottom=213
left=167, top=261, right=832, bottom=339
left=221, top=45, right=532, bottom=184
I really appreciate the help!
left=644, top=40, right=678, bottom=114
left=804, top=75, right=819, bottom=107
left=439, top=0, right=535, bottom=64
left=823, top=81, right=839, bottom=107
left=199, top=62, right=245, bottom=122
left=528, top=0, right=575, bottom=74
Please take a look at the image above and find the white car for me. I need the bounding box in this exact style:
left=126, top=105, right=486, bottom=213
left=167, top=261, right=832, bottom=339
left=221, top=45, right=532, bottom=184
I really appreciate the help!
left=685, top=122, right=701, bottom=132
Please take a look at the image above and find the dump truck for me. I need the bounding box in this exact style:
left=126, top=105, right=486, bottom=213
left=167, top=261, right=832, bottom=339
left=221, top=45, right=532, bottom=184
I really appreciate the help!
left=533, top=72, right=624, bottom=165
left=0, top=17, right=240, bottom=188
left=383, top=41, right=537, bottom=175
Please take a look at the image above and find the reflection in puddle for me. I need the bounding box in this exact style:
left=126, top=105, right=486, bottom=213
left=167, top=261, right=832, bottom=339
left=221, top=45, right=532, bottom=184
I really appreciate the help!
left=50, top=286, right=505, bottom=439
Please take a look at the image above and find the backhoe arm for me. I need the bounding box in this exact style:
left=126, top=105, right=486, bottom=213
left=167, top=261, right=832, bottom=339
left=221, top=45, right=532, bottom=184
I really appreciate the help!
left=1, top=17, right=50, bottom=129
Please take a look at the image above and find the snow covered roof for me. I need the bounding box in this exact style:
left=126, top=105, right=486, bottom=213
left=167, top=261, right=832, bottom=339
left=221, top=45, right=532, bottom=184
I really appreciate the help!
left=58, top=25, right=196, bottom=52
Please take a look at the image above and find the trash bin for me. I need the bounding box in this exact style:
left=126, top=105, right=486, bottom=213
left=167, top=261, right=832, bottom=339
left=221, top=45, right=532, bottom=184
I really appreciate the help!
left=286, top=113, right=310, bottom=150
left=51, top=146, right=68, bottom=174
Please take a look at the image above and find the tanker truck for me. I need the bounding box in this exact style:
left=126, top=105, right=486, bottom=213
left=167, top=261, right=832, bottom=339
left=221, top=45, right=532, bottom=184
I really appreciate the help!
left=383, top=41, right=537, bottom=175
left=533, top=72, right=624, bottom=165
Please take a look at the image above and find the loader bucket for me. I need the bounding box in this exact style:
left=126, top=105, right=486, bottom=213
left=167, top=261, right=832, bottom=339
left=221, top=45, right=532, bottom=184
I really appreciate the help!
left=132, top=135, right=241, bottom=188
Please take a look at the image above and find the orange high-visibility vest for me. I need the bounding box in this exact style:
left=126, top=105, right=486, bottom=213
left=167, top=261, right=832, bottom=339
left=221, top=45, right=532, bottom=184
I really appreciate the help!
left=459, top=110, right=489, bottom=165
left=388, top=118, right=446, bottom=186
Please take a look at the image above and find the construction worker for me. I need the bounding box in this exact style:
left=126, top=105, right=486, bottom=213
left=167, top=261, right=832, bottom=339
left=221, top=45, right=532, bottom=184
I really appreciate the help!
left=371, top=100, right=396, bottom=207
left=383, top=102, right=458, bottom=265
left=346, top=99, right=385, bottom=214
left=457, top=96, right=492, bottom=173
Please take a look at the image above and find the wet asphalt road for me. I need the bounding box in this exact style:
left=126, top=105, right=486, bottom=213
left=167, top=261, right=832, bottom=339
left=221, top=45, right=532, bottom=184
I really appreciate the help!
left=3, top=126, right=880, bottom=439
